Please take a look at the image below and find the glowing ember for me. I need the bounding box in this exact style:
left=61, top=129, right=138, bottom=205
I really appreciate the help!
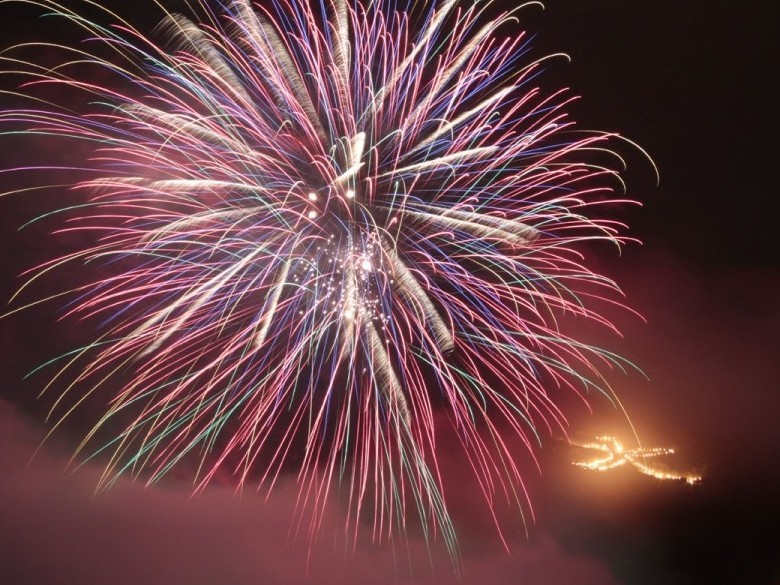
left=571, top=435, right=702, bottom=485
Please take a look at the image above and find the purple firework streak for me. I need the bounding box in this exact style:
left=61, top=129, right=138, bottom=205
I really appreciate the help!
left=1, top=0, right=652, bottom=554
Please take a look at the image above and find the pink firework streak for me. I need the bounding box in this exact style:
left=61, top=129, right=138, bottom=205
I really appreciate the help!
left=1, top=0, right=652, bottom=556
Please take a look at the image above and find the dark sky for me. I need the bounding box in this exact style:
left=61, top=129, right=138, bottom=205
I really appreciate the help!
left=1, top=1, right=778, bottom=584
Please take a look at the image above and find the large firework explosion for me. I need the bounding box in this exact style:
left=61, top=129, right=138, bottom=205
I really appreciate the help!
left=1, top=0, right=650, bottom=554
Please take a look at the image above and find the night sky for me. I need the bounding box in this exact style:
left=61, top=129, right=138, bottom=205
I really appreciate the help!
left=1, top=1, right=778, bottom=584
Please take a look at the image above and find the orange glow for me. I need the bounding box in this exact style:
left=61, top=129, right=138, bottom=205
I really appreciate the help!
left=571, top=435, right=701, bottom=485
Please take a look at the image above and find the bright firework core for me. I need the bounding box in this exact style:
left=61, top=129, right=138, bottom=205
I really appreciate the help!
left=1, top=0, right=651, bottom=555
left=289, top=231, right=389, bottom=327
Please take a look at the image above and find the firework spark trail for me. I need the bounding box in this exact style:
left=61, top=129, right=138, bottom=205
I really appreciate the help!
left=1, top=0, right=652, bottom=555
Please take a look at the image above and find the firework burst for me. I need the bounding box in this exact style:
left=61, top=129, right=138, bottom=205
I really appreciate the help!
left=1, top=0, right=650, bottom=554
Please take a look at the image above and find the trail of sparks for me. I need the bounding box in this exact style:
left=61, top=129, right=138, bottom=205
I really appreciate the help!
left=571, top=436, right=702, bottom=485
left=1, top=0, right=651, bottom=554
